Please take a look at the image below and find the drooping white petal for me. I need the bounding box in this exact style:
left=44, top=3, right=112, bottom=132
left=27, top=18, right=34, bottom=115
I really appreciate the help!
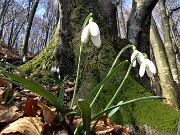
left=23, top=56, right=26, bottom=63
left=81, top=24, right=90, bottom=43
left=139, top=62, right=146, bottom=77
left=56, top=67, right=60, bottom=73
left=42, top=64, right=46, bottom=69
left=89, top=22, right=100, bottom=36
left=146, top=68, right=153, bottom=77
left=148, top=60, right=156, bottom=74
left=137, top=53, right=144, bottom=65
left=51, top=66, right=56, bottom=73
left=91, top=34, right=101, bottom=47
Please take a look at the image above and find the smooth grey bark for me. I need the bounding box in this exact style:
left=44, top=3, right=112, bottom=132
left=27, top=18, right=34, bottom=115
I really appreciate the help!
left=21, top=0, right=40, bottom=59
left=150, top=17, right=180, bottom=108
left=159, top=0, right=179, bottom=84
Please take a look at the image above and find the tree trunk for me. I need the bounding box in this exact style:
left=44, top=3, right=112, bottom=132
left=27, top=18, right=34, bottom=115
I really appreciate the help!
left=7, top=19, right=14, bottom=48
left=127, top=0, right=158, bottom=58
left=0, top=0, right=11, bottom=40
left=150, top=17, right=180, bottom=107
left=159, top=0, right=179, bottom=84
left=21, top=0, right=40, bottom=59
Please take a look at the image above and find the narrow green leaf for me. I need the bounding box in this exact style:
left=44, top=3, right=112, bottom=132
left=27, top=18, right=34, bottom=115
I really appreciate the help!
left=85, top=60, right=128, bottom=99
left=59, top=76, right=68, bottom=102
left=78, top=99, right=91, bottom=135
left=92, top=96, right=165, bottom=121
left=108, top=101, right=123, bottom=118
left=5, top=62, right=39, bottom=85
left=0, top=70, right=67, bottom=115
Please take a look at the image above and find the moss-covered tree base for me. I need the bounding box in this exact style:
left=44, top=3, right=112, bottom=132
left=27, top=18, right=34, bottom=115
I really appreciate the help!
left=20, top=35, right=60, bottom=78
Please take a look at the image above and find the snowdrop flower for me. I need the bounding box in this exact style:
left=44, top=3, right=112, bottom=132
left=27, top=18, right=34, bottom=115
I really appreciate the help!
left=56, top=67, right=60, bottom=73
left=131, top=50, right=144, bottom=67
left=42, top=64, right=46, bottom=70
left=23, top=56, right=26, bottom=63
left=50, top=66, right=57, bottom=73
left=81, top=19, right=101, bottom=47
left=58, top=75, right=61, bottom=80
left=139, top=58, right=156, bottom=77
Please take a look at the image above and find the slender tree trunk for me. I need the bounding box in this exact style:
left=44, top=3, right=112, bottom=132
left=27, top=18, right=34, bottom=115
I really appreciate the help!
left=159, top=0, right=179, bottom=84
left=7, top=19, right=14, bottom=48
left=0, top=0, right=11, bottom=40
left=150, top=17, right=180, bottom=108
left=21, top=0, right=40, bottom=59
left=11, top=21, right=24, bottom=48
left=117, top=0, right=127, bottom=39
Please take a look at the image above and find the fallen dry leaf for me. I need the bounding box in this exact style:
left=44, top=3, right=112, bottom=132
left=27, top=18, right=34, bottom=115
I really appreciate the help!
left=23, top=98, right=42, bottom=116
left=37, top=100, right=56, bottom=124
left=0, top=117, right=43, bottom=135
left=0, top=78, right=7, bottom=88
left=0, top=106, right=23, bottom=123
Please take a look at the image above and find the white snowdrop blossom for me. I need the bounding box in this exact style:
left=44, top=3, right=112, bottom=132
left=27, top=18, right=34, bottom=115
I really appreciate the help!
left=50, top=66, right=57, bottom=73
left=81, top=21, right=101, bottom=47
left=23, top=56, right=26, bottom=63
left=131, top=50, right=144, bottom=67
left=139, top=58, right=156, bottom=77
left=58, top=75, right=61, bottom=80
left=56, top=67, right=60, bottom=73
left=42, top=64, right=46, bottom=69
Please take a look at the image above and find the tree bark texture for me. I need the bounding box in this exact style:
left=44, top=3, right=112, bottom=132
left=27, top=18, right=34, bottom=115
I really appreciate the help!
left=21, top=0, right=40, bottom=58
left=150, top=17, right=180, bottom=108
left=159, top=0, right=179, bottom=84
left=127, top=0, right=158, bottom=55
left=0, top=0, right=11, bottom=40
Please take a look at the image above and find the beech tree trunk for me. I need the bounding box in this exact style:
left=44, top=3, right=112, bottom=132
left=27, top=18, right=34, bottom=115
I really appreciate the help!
left=159, top=0, right=179, bottom=84
left=150, top=17, right=180, bottom=108
left=21, top=0, right=40, bottom=59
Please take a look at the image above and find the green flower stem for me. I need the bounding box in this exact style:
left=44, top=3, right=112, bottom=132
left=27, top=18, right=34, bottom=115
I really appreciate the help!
left=70, top=42, right=84, bottom=109
left=70, top=13, right=93, bottom=109
left=105, top=63, right=133, bottom=109
left=90, top=44, right=134, bottom=107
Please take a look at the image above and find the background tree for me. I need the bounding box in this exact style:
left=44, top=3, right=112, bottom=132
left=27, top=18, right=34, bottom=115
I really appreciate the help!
left=21, top=0, right=40, bottom=60
left=0, top=0, right=12, bottom=40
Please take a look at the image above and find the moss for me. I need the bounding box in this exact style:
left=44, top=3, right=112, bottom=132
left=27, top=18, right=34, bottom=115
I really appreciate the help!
left=95, top=75, right=180, bottom=134
left=20, top=35, right=60, bottom=78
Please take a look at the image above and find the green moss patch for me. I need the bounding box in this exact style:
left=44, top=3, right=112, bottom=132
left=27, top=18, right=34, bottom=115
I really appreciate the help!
left=95, top=75, right=180, bottom=134
left=20, top=35, right=60, bottom=78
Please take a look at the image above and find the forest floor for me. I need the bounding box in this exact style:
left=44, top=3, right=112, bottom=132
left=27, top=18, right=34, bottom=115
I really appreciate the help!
left=0, top=43, right=131, bottom=134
